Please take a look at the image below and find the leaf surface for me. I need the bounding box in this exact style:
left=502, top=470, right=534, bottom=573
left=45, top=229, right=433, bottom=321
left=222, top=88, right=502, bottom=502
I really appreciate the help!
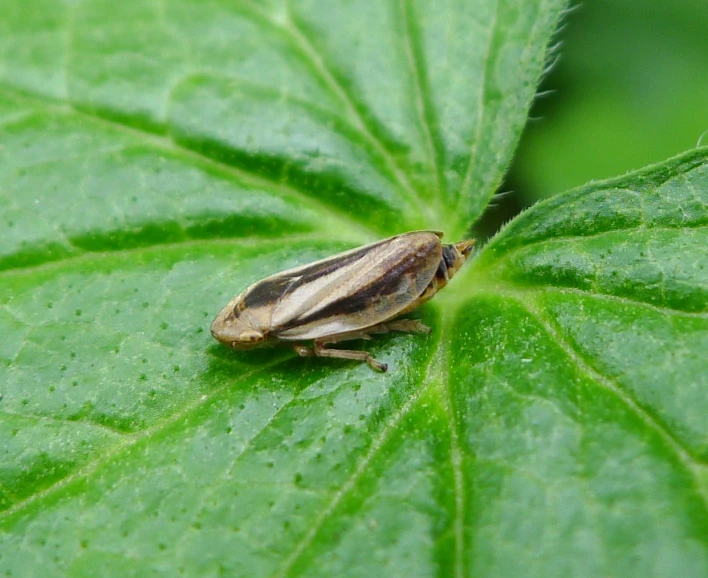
left=3, top=1, right=707, bottom=577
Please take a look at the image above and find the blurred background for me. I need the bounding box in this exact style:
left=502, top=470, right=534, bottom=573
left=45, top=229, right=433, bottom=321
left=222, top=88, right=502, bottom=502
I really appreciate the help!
left=477, top=0, right=708, bottom=237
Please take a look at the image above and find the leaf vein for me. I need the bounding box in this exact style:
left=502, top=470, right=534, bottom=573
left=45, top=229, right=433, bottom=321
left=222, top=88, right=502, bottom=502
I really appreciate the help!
left=0, top=84, right=380, bottom=244
left=0, top=410, right=126, bottom=438
left=459, top=0, right=497, bottom=208
left=170, top=389, right=301, bottom=559
left=0, top=356, right=293, bottom=522
left=273, top=336, right=444, bottom=578
left=438, top=311, right=465, bottom=578
left=400, top=0, right=444, bottom=199
left=483, top=223, right=708, bottom=268
left=536, top=287, right=708, bottom=319
left=235, top=0, right=430, bottom=222
left=0, top=233, right=359, bottom=278
left=515, top=297, right=708, bottom=509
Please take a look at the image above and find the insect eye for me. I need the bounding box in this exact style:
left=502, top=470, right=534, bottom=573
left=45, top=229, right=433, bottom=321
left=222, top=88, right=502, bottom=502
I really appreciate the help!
left=457, top=240, right=475, bottom=256
left=239, top=330, right=264, bottom=343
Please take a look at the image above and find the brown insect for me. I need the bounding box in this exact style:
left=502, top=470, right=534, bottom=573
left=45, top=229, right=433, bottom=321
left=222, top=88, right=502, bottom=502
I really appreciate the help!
left=211, top=231, right=474, bottom=371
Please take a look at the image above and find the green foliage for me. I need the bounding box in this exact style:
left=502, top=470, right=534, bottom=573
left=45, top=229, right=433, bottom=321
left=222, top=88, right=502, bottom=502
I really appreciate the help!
left=1, top=1, right=707, bottom=577
left=511, top=0, right=708, bottom=199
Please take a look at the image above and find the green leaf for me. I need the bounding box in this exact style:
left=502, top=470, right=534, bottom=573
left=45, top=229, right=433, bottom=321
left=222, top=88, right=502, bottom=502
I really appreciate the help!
left=4, top=1, right=706, bottom=577
left=454, top=150, right=708, bottom=575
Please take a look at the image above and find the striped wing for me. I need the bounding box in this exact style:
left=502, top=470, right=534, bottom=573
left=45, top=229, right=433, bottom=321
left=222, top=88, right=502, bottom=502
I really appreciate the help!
left=243, top=232, right=442, bottom=340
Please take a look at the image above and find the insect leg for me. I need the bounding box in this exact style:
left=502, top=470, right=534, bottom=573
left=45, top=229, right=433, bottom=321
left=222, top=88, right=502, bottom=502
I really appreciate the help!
left=292, top=344, right=314, bottom=357
left=313, top=339, right=388, bottom=372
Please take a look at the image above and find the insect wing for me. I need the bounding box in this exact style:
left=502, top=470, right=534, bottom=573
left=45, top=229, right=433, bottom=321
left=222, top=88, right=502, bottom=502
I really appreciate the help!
left=267, top=232, right=442, bottom=340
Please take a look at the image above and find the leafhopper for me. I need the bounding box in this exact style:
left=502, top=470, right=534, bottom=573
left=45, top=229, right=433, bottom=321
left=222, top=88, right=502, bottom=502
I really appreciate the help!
left=211, top=231, right=474, bottom=372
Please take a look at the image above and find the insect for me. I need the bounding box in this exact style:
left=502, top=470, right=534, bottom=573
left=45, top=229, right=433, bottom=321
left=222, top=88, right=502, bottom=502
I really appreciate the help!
left=211, top=231, right=474, bottom=372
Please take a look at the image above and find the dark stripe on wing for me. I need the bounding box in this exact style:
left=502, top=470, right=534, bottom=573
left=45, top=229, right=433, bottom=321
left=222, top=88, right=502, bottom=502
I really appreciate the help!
left=242, top=275, right=294, bottom=309
left=242, top=243, right=378, bottom=309
left=278, top=240, right=438, bottom=330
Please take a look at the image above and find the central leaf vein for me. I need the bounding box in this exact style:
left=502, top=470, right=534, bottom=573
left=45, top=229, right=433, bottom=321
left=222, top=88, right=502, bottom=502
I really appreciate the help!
left=437, top=310, right=466, bottom=578
left=274, top=331, right=446, bottom=578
